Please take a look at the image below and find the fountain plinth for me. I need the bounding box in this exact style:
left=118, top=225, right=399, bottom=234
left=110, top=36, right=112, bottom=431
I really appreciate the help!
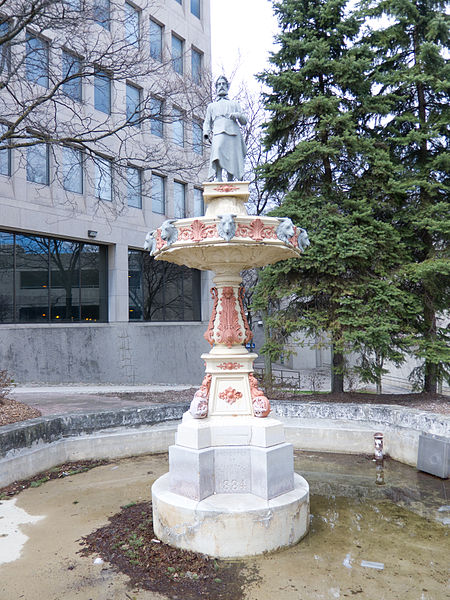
left=149, top=182, right=310, bottom=557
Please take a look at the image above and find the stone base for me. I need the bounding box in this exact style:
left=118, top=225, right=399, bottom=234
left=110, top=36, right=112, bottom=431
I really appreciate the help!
left=152, top=472, right=309, bottom=558
left=169, top=442, right=294, bottom=500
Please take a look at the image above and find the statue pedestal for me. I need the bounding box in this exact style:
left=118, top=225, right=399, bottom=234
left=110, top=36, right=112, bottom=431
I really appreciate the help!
left=150, top=182, right=310, bottom=557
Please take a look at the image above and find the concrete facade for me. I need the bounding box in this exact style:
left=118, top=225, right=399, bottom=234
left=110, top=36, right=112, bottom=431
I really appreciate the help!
left=0, top=0, right=213, bottom=384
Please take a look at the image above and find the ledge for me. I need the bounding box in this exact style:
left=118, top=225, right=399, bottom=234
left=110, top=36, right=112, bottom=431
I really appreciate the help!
left=0, top=401, right=448, bottom=487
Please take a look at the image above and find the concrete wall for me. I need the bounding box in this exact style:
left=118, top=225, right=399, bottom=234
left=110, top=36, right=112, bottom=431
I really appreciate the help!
left=0, top=322, right=210, bottom=384
left=1, top=401, right=448, bottom=487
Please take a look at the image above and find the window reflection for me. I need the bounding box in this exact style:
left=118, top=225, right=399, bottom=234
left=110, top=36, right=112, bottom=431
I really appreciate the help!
left=128, top=250, right=200, bottom=322
left=0, top=231, right=108, bottom=323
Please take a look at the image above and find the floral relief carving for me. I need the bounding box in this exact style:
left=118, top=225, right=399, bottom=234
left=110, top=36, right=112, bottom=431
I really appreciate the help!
left=238, top=286, right=253, bottom=344
left=204, top=287, right=219, bottom=346
left=217, top=362, right=244, bottom=370
left=178, top=220, right=217, bottom=243
left=155, top=229, right=166, bottom=251
left=216, top=287, right=243, bottom=348
left=289, top=225, right=299, bottom=247
left=213, top=184, right=239, bottom=193
left=236, top=219, right=277, bottom=242
left=219, top=387, right=242, bottom=405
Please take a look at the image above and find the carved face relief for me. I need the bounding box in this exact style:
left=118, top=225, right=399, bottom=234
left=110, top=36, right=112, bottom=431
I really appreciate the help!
left=160, top=220, right=178, bottom=247
left=297, top=228, right=310, bottom=251
left=276, top=218, right=295, bottom=244
left=217, top=214, right=237, bottom=242
left=143, top=230, right=157, bottom=255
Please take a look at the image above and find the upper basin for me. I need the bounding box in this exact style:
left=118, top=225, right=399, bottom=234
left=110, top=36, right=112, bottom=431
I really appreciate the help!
left=152, top=215, right=303, bottom=271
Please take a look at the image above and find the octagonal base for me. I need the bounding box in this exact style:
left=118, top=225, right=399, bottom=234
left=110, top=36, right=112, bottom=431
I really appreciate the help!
left=152, top=472, right=309, bottom=558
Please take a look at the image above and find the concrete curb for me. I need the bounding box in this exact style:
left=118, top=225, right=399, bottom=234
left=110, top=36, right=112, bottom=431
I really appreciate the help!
left=0, top=401, right=448, bottom=488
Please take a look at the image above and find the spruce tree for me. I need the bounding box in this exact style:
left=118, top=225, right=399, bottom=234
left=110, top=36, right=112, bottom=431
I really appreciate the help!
left=255, top=0, right=416, bottom=392
left=363, top=0, right=450, bottom=392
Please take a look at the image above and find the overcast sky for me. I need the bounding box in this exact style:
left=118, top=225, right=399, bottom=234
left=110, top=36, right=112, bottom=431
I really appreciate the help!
left=210, top=0, right=279, bottom=92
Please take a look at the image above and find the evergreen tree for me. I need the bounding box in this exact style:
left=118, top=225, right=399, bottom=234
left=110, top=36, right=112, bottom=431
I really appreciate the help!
left=363, top=0, right=450, bottom=392
left=255, top=0, right=417, bottom=392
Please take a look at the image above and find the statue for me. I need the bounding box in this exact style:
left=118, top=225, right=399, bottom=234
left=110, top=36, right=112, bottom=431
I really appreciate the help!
left=203, top=75, right=247, bottom=182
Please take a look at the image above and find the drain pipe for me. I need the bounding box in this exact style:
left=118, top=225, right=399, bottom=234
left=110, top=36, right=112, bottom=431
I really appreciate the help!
left=374, top=432, right=384, bottom=460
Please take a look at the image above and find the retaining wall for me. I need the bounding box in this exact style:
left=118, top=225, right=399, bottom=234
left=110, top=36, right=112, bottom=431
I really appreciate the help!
left=0, top=401, right=448, bottom=487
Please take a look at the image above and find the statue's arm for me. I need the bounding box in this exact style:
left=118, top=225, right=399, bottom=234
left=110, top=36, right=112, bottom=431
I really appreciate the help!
left=203, top=105, right=213, bottom=141
left=229, top=103, right=247, bottom=126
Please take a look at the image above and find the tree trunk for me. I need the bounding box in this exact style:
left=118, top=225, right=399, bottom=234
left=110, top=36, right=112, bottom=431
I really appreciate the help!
left=423, top=291, right=438, bottom=394
left=376, top=352, right=383, bottom=394
left=331, top=345, right=344, bottom=393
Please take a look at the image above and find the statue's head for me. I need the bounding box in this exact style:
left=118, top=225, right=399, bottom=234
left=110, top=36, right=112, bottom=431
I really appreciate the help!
left=215, top=75, right=229, bottom=96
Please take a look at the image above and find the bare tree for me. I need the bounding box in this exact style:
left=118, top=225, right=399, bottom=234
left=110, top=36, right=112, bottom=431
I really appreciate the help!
left=237, top=86, right=283, bottom=216
left=0, top=0, right=211, bottom=209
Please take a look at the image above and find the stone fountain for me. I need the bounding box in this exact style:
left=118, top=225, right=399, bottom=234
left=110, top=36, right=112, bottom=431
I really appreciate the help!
left=147, top=77, right=310, bottom=558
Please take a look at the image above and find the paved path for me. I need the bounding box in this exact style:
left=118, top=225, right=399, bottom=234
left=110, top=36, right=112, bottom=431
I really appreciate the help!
left=10, top=384, right=193, bottom=416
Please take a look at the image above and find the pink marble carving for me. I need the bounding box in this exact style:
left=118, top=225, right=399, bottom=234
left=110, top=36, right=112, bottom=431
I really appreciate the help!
left=219, top=387, right=242, bottom=405
left=213, top=184, right=239, bottom=193
left=216, top=287, right=243, bottom=348
left=204, top=287, right=218, bottom=346
left=289, top=225, right=299, bottom=247
left=178, top=220, right=217, bottom=243
left=189, top=374, right=212, bottom=419
left=217, top=362, right=244, bottom=370
left=252, top=396, right=271, bottom=418
left=248, top=373, right=271, bottom=418
left=236, top=219, right=277, bottom=242
left=155, top=229, right=165, bottom=251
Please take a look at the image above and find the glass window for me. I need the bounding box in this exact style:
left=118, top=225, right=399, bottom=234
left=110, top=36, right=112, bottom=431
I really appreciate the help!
left=191, top=0, right=200, bottom=18
left=172, top=108, right=184, bottom=147
left=191, top=48, right=202, bottom=84
left=63, top=146, right=83, bottom=193
left=126, top=83, right=141, bottom=126
left=175, top=0, right=182, bottom=4
left=150, top=97, right=163, bottom=137
left=62, top=51, right=82, bottom=101
left=0, top=123, right=11, bottom=176
left=0, top=20, right=10, bottom=75
left=2, top=232, right=108, bottom=323
left=94, top=70, right=111, bottom=114
left=128, top=250, right=201, bottom=322
left=26, top=34, right=49, bottom=87
left=0, top=231, right=14, bottom=323
left=171, top=34, right=183, bottom=74
left=194, top=187, right=204, bottom=217
left=127, top=166, right=142, bottom=208
left=192, top=120, right=203, bottom=155
left=124, top=2, right=140, bottom=48
left=173, top=181, right=185, bottom=218
left=95, top=156, right=112, bottom=201
left=94, top=0, right=110, bottom=30
left=27, top=142, right=49, bottom=185
left=152, top=174, right=165, bottom=214
left=150, top=20, right=163, bottom=61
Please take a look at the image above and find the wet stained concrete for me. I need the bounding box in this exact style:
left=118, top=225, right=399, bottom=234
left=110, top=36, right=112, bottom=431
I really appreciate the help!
left=0, top=451, right=448, bottom=600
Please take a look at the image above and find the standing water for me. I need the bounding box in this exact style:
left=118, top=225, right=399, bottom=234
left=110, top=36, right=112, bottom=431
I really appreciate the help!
left=0, top=451, right=448, bottom=599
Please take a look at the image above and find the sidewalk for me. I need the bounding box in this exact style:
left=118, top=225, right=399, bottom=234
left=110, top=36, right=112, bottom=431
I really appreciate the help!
left=10, top=384, right=194, bottom=417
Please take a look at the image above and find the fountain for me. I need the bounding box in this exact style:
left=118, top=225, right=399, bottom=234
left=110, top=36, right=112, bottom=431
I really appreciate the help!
left=146, top=77, right=311, bottom=557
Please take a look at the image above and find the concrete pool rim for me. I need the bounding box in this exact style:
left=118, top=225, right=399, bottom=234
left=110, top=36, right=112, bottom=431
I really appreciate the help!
left=1, top=400, right=448, bottom=487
